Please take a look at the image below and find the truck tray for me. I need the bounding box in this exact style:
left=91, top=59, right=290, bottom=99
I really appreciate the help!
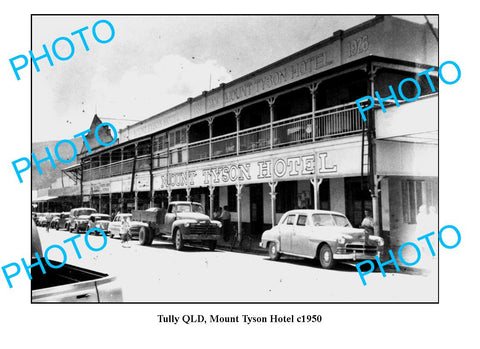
left=132, top=209, right=165, bottom=224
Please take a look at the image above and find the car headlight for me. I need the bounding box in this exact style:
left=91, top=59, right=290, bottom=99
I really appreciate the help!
left=216, top=221, right=222, bottom=228
left=337, top=237, right=346, bottom=244
left=368, top=235, right=384, bottom=247
left=184, top=223, right=190, bottom=227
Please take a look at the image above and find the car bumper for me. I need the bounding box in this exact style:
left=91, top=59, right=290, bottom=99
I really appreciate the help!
left=183, top=234, right=220, bottom=241
left=333, top=251, right=380, bottom=261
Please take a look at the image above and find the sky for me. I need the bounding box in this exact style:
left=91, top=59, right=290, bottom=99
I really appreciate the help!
left=32, top=15, right=438, bottom=142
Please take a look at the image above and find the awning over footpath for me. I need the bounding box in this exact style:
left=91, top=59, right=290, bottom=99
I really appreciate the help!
left=32, top=195, right=59, bottom=203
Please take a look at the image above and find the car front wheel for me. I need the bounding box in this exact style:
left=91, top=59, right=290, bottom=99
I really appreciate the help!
left=173, top=229, right=184, bottom=251
left=319, top=244, right=336, bottom=269
left=268, top=242, right=281, bottom=261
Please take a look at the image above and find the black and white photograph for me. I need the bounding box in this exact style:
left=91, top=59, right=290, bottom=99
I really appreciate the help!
left=30, top=15, right=438, bottom=302
left=1, top=2, right=478, bottom=348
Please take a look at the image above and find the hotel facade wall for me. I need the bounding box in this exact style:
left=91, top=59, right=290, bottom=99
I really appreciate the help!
left=57, top=16, right=438, bottom=252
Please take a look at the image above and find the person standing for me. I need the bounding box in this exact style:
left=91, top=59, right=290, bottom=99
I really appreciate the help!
left=45, top=212, right=53, bottom=233
left=120, top=216, right=131, bottom=248
left=219, top=205, right=231, bottom=242
left=360, top=209, right=374, bottom=236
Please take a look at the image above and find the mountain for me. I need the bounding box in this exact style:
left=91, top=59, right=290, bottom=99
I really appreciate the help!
left=31, top=137, right=84, bottom=190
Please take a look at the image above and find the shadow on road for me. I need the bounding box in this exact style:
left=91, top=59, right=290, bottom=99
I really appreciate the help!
left=262, top=256, right=427, bottom=275
left=135, top=240, right=225, bottom=253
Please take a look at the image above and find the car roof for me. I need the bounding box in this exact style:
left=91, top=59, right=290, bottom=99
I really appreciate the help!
left=283, top=209, right=346, bottom=216
left=170, top=201, right=201, bottom=205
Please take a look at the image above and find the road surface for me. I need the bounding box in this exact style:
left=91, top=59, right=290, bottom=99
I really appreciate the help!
left=35, top=227, right=438, bottom=302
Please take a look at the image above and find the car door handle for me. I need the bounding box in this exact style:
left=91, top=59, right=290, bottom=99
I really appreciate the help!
left=76, top=293, right=91, bottom=299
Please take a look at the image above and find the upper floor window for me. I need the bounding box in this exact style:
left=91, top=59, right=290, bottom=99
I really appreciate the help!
left=153, top=133, right=168, bottom=153
left=169, top=127, right=186, bottom=148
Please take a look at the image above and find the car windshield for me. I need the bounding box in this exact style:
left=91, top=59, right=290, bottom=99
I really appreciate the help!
left=192, top=204, right=204, bottom=214
left=121, top=215, right=132, bottom=222
left=175, top=204, right=204, bottom=214
left=94, top=215, right=111, bottom=221
left=312, top=213, right=351, bottom=227
left=176, top=204, right=192, bottom=213
left=332, top=215, right=352, bottom=227
left=77, top=209, right=96, bottom=216
left=311, top=214, right=335, bottom=226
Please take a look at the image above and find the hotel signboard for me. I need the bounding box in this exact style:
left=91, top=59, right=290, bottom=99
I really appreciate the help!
left=152, top=140, right=362, bottom=190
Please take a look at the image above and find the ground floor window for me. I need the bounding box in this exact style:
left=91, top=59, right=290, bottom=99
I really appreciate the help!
left=401, top=179, right=436, bottom=224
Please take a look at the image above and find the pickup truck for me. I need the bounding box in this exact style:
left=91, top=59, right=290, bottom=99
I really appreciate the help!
left=31, top=221, right=123, bottom=302
left=132, top=201, right=221, bottom=251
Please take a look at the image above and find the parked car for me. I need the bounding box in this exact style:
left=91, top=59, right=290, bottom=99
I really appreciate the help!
left=54, top=212, right=70, bottom=230
left=72, top=215, right=91, bottom=233
left=260, top=209, right=384, bottom=269
left=32, top=220, right=123, bottom=302
left=32, top=212, right=39, bottom=225
left=88, top=213, right=112, bottom=235
left=37, top=213, right=47, bottom=227
left=108, top=213, right=144, bottom=239
left=49, top=213, right=61, bottom=229
left=68, top=208, right=97, bottom=232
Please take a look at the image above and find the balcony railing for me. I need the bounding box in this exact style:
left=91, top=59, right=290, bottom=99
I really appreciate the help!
left=212, top=132, right=236, bottom=159
left=188, top=139, right=209, bottom=163
left=273, top=112, right=313, bottom=147
left=83, top=101, right=363, bottom=182
left=239, top=124, right=270, bottom=153
left=315, top=102, right=363, bottom=139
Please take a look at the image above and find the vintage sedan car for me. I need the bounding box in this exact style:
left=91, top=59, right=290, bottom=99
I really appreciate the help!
left=54, top=212, right=70, bottom=230
left=72, top=215, right=92, bottom=233
left=68, top=208, right=97, bottom=232
left=88, top=213, right=112, bottom=234
left=37, top=213, right=47, bottom=227
left=107, top=213, right=144, bottom=239
left=260, top=209, right=384, bottom=269
left=32, top=212, right=39, bottom=225
left=49, top=213, right=61, bottom=228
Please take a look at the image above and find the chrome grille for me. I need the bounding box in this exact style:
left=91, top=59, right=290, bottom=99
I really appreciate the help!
left=345, top=243, right=378, bottom=255
left=189, top=224, right=218, bottom=234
